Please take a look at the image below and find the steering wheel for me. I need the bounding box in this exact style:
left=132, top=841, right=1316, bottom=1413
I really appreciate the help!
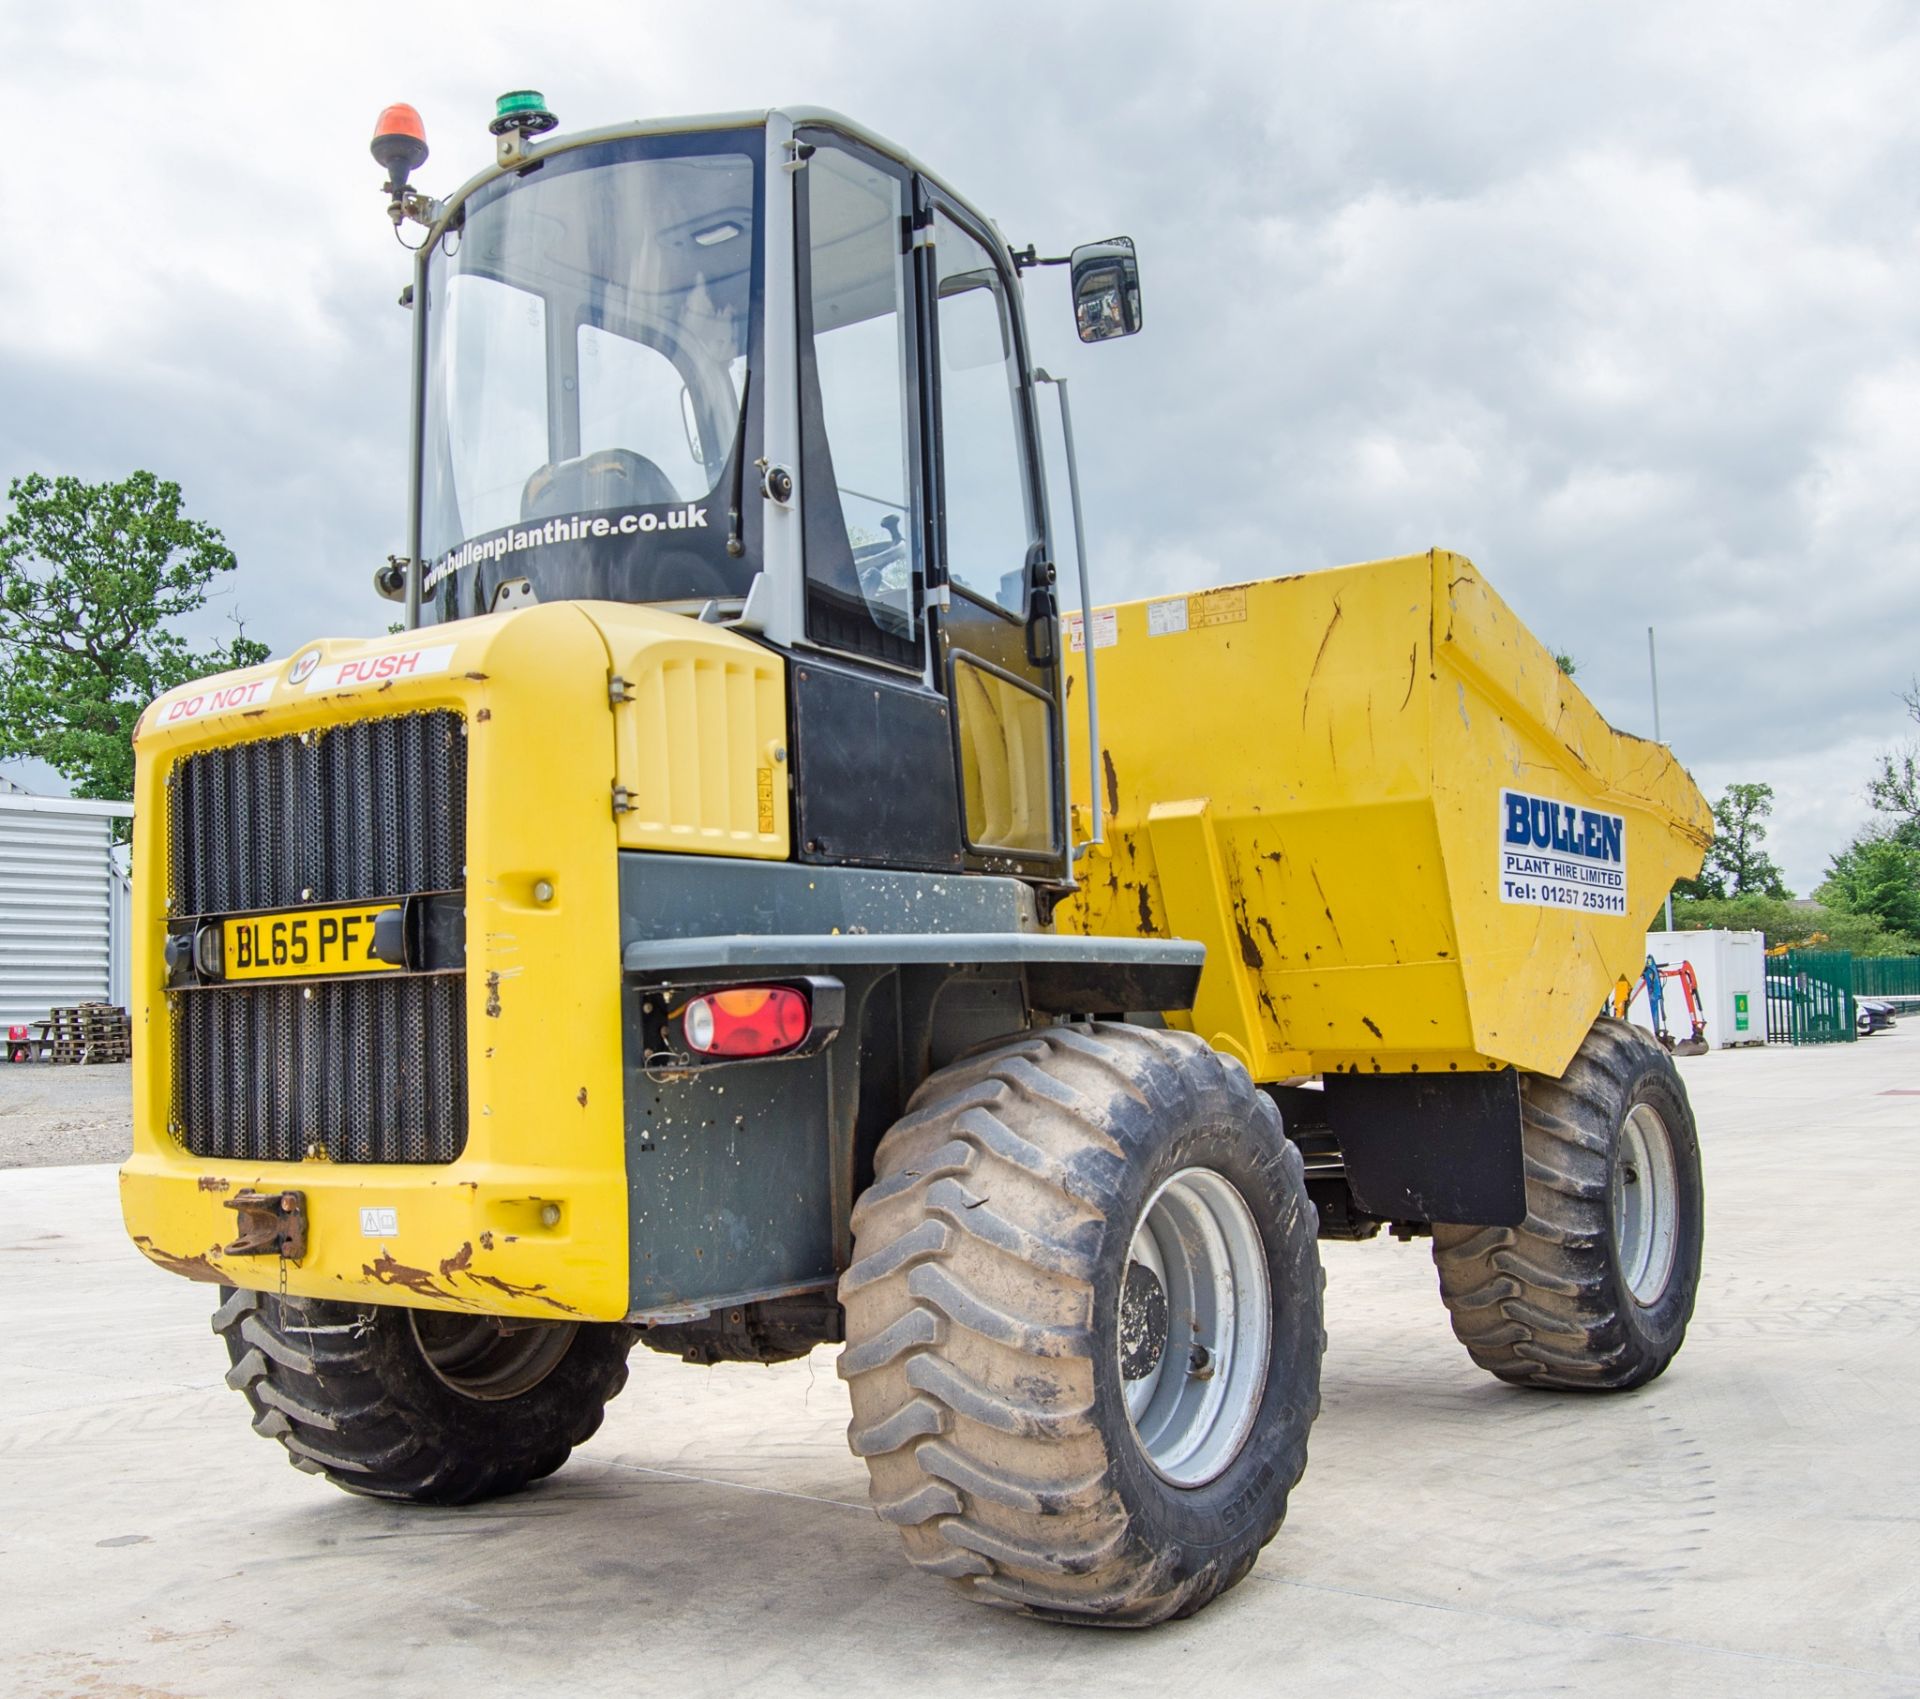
left=853, top=513, right=909, bottom=602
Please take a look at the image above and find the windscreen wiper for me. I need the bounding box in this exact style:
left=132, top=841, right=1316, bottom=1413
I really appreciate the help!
left=725, top=372, right=751, bottom=559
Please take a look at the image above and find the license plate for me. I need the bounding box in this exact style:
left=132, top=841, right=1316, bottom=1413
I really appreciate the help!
left=222, top=903, right=401, bottom=981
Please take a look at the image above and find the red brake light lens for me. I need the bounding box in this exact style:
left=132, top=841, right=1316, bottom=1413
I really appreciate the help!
left=680, top=987, right=810, bottom=1058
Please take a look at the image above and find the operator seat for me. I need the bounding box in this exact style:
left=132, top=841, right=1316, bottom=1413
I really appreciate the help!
left=521, top=448, right=678, bottom=521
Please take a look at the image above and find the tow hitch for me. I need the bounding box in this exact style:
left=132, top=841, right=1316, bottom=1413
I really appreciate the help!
left=223, top=1191, right=308, bottom=1262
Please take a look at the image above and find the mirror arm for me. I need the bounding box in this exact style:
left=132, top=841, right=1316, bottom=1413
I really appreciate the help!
left=1010, top=243, right=1071, bottom=274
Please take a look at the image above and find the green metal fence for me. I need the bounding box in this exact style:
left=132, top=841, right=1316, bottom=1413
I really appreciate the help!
left=1765, top=951, right=1856, bottom=1045
left=1853, top=956, right=1920, bottom=999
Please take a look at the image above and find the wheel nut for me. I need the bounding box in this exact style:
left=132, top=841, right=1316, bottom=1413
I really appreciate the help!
left=539, top=1203, right=561, bottom=1228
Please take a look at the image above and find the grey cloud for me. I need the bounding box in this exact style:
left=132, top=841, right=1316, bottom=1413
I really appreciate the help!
left=4, top=0, right=1917, bottom=896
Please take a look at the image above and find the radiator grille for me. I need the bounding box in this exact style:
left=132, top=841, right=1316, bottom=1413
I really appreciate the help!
left=166, top=711, right=469, bottom=1165
left=167, top=712, right=467, bottom=917
left=172, top=976, right=467, bottom=1163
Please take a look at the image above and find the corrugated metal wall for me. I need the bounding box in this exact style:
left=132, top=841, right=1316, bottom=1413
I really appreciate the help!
left=110, top=858, right=132, bottom=1012
left=0, top=797, right=132, bottom=1027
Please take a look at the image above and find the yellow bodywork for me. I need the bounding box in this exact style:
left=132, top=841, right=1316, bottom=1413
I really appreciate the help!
left=119, top=602, right=787, bottom=1319
left=1058, top=550, right=1711, bottom=1081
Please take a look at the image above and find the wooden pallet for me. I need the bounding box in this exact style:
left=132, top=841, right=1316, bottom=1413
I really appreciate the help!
left=37, top=1003, right=131, bottom=1065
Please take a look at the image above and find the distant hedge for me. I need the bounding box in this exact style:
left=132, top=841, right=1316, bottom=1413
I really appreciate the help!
left=1667, top=894, right=1919, bottom=957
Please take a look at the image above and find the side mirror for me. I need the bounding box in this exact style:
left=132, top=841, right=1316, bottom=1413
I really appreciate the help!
left=1069, top=237, right=1143, bottom=342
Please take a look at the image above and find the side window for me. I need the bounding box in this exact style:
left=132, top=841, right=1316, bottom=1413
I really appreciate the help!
left=800, top=144, right=919, bottom=663
left=576, top=327, right=709, bottom=503
left=933, top=213, right=1032, bottom=613
left=438, top=275, right=549, bottom=539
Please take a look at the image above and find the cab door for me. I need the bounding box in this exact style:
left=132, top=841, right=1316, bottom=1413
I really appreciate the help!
left=916, top=193, right=1066, bottom=880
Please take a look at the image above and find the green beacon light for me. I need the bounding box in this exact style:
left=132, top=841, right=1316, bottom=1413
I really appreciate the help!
left=489, top=90, right=558, bottom=138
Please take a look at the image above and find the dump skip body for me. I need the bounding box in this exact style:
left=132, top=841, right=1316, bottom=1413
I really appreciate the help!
left=1058, top=549, right=1712, bottom=1081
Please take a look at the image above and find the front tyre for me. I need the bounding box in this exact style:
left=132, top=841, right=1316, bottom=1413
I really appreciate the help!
left=838, top=1023, right=1324, bottom=1626
left=1432, top=1016, right=1704, bottom=1390
left=216, top=1288, right=635, bottom=1504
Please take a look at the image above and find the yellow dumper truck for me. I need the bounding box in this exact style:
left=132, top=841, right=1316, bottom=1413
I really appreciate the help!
left=120, top=97, right=1713, bottom=1626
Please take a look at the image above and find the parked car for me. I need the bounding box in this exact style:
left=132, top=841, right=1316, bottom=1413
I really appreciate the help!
left=1857, top=998, right=1898, bottom=1036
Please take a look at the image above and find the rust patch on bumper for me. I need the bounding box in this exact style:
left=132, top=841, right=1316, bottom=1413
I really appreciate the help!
left=131, top=1236, right=223, bottom=1284
left=463, top=1271, right=582, bottom=1315
left=362, top=1249, right=471, bottom=1305
left=363, top=1244, right=573, bottom=1313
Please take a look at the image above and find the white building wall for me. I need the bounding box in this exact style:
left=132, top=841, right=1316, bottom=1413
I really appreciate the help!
left=109, top=859, right=133, bottom=1012
left=0, top=794, right=136, bottom=1027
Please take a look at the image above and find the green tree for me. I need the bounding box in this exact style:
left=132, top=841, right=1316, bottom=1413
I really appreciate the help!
left=1864, top=680, right=1920, bottom=831
left=1814, top=681, right=1920, bottom=946
left=1674, top=781, right=1791, bottom=900
left=1669, top=893, right=1915, bottom=956
left=1818, top=833, right=1920, bottom=939
left=0, top=471, right=267, bottom=805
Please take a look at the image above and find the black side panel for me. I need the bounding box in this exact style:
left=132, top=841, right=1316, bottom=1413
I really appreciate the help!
left=623, top=1042, right=841, bottom=1316
left=791, top=659, right=964, bottom=872
left=1321, top=1069, right=1527, bottom=1227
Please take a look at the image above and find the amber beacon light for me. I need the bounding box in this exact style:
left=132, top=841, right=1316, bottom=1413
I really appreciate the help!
left=371, top=102, right=429, bottom=220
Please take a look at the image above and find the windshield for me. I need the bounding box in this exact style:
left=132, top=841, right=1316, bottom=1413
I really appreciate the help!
left=419, top=131, right=762, bottom=620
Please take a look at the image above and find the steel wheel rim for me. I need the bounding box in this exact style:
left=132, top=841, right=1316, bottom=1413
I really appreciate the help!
left=410, top=1311, right=577, bottom=1400
left=1612, top=1102, right=1680, bottom=1306
left=1119, top=1166, right=1272, bottom=1487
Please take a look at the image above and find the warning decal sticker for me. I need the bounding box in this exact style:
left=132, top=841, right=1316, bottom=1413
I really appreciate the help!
left=1146, top=597, right=1188, bottom=637
left=1187, top=587, right=1248, bottom=628
left=1065, top=609, right=1118, bottom=652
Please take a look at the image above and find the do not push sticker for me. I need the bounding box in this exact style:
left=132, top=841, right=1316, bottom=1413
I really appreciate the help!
left=154, top=676, right=275, bottom=727
left=300, top=644, right=456, bottom=695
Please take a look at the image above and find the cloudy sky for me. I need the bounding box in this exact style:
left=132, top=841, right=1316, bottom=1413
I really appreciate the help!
left=3, top=1, right=1916, bottom=890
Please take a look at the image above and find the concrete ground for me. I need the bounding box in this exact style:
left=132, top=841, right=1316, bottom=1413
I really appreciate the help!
left=0, top=1060, right=131, bottom=1168
left=2, top=1036, right=1916, bottom=1698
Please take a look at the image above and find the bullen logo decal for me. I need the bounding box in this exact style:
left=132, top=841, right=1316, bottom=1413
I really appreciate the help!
left=1498, top=788, right=1629, bottom=917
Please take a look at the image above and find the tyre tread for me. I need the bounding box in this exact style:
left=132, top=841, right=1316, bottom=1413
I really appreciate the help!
left=1432, top=1016, right=1699, bottom=1391
left=213, top=1288, right=633, bottom=1505
left=840, top=1021, right=1320, bottom=1625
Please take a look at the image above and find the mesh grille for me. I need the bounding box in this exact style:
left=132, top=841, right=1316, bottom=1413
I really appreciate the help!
left=171, top=976, right=467, bottom=1163
left=166, top=711, right=468, bottom=1166
left=167, top=712, right=466, bottom=916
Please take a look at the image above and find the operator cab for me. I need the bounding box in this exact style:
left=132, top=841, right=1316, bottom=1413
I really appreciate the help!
left=385, top=100, right=1141, bottom=889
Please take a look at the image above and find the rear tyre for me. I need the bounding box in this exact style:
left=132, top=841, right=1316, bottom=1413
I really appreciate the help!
left=1432, top=1016, right=1703, bottom=1390
left=215, top=1288, right=635, bottom=1504
left=839, top=1023, right=1323, bottom=1626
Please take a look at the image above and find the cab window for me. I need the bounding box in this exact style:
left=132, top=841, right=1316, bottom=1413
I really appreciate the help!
left=798, top=142, right=921, bottom=667
left=933, top=213, right=1033, bottom=614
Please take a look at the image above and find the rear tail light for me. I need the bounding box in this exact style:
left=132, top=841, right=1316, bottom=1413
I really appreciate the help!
left=680, top=986, right=810, bottom=1058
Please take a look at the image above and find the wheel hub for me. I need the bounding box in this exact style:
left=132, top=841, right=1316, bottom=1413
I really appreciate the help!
left=410, top=1311, right=578, bottom=1400
left=1611, top=1102, right=1680, bottom=1306
left=1119, top=1259, right=1171, bottom=1382
left=1119, top=1167, right=1272, bottom=1487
